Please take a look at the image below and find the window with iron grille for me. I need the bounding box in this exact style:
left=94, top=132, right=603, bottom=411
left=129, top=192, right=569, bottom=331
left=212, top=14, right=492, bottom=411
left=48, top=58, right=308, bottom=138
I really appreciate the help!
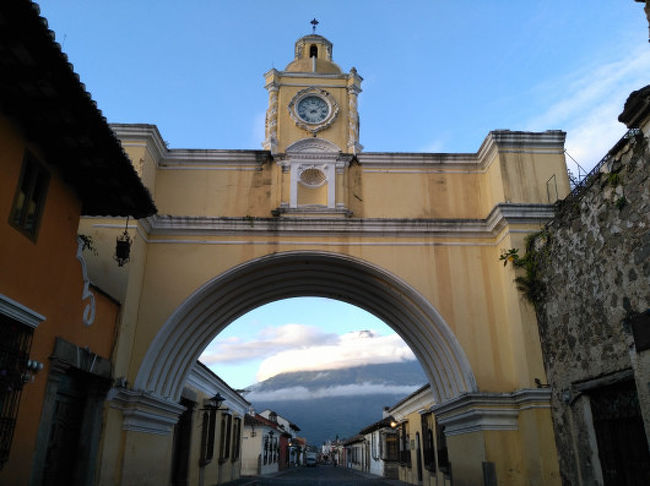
left=10, top=151, right=50, bottom=241
left=421, top=413, right=436, bottom=471
left=436, top=419, right=450, bottom=476
left=399, top=423, right=411, bottom=466
left=263, top=435, right=269, bottom=464
left=0, top=314, right=34, bottom=470
left=199, top=409, right=216, bottom=466
left=231, top=417, right=241, bottom=461
left=219, top=413, right=232, bottom=462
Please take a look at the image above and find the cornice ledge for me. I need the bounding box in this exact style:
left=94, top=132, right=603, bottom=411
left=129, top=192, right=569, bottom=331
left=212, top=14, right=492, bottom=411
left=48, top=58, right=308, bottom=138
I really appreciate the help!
left=476, top=130, right=566, bottom=168
left=275, top=71, right=349, bottom=79
left=390, top=389, right=435, bottom=420
left=358, top=152, right=477, bottom=168
left=107, top=388, right=185, bottom=435
left=111, top=123, right=168, bottom=162
left=486, top=203, right=555, bottom=233
left=0, top=293, right=46, bottom=328
left=161, top=149, right=271, bottom=166
left=431, top=388, right=552, bottom=436
left=147, top=204, right=553, bottom=238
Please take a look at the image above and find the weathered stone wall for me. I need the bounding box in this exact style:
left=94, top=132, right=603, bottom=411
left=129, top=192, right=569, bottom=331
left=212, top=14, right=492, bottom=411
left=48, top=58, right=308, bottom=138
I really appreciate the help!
left=532, top=129, right=649, bottom=485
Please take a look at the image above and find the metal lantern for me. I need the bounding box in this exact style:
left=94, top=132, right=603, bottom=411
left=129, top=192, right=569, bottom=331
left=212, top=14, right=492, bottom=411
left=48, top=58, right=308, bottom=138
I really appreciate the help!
left=114, top=217, right=132, bottom=267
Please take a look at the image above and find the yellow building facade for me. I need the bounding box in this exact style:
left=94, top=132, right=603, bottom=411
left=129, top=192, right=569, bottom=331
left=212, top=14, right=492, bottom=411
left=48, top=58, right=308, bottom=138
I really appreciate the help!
left=81, top=33, right=569, bottom=485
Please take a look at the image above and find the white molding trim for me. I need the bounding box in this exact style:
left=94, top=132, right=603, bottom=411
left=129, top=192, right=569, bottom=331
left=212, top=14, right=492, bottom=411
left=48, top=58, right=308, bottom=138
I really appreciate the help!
left=359, top=130, right=565, bottom=172
left=187, top=363, right=250, bottom=416
left=76, top=237, right=96, bottom=326
left=110, top=125, right=564, bottom=176
left=107, top=388, right=186, bottom=435
left=432, top=388, right=552, bottom=436
left=0, top=293, right=46, bottom=328
left=111, top=123, right=271, bottom=169
left=389, top=385, right=435, bottom=420
left=100, top=203, right=553, bottom=240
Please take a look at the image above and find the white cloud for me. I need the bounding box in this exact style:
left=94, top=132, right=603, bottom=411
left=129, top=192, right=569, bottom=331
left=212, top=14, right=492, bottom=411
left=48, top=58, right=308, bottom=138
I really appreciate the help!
left=525, top=44, right=650, bottom=171
left=200, top=324, right=338, bottom=365
left=419, top=138, right=446, bottom=153
left=251, top=111, right=266, bottom=148
left=255, top=330, right=415, bottom=382
left=246, top=382, right=421, bottom=402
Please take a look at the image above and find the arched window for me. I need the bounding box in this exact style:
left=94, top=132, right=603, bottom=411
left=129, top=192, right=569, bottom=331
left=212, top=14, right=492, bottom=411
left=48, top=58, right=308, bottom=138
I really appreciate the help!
left=309, top=44, right=318, bottom=58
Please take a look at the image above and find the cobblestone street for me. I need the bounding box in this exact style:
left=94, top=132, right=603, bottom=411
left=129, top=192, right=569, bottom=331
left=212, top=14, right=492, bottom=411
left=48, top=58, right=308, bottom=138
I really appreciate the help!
left=225, top=465, right=410, bottom=486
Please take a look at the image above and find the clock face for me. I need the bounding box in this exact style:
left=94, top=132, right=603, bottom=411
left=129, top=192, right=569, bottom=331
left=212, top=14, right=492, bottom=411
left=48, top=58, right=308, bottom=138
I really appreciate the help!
left=296, top=96, right=329, bottom=124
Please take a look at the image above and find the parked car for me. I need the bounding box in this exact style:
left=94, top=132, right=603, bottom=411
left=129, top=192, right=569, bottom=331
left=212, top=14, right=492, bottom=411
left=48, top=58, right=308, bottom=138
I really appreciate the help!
left=305, top=452, right=318, bottom=467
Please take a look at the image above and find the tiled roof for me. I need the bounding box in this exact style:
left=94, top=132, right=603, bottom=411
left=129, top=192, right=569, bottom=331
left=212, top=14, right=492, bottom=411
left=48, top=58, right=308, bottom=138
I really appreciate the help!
left=0, top=1, right=156, bottom=218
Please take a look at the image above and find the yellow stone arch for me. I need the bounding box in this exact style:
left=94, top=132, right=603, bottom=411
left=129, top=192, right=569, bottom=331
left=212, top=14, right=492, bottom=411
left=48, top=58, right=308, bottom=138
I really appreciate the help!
left=135, top=250, right=478, bottom=403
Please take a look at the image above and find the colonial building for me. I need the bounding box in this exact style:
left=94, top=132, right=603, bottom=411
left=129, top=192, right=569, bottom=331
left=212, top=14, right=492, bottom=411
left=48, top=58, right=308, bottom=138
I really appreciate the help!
left=165, top=361, right=249, bottom=486
left=344, top=435, right=366, bottom=472
left=0, top=2, right=154, bottom=485
left=75, top=15, right=568, bottom=486
left=241, top=412, right=282, bottom=476
left=387, top=385, right=453, bottom=486
left=257, top=409, right=301, bottom=470
left=357, top=414, right=399, bottom=479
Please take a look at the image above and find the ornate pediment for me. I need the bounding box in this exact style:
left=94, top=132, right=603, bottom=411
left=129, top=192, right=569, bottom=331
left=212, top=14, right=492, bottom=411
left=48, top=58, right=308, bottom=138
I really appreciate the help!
left=286, top=137, right=340, bottom=154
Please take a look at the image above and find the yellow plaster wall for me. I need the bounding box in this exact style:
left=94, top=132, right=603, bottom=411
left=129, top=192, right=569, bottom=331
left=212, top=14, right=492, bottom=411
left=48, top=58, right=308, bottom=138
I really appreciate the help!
left=120, top=431, right=174, bottom=486
left=152, top=164, right=278, bottom=217
left=499, top=151, right=570, bottom=204
left=354, top=171, right=484, bottom=219
left=297, top=182, right=327, bottom=206
left=128, top=148, right=568, bottom=221
left=447, top=432, right=486, bottom=486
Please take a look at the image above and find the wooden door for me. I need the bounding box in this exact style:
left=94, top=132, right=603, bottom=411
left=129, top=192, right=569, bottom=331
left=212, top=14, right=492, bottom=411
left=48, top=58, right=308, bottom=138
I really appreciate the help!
left=171, top=398, right=194, bottom=486
left=590, top=380, right=650, bottom=485
left=41, top=373, right=86, bottom=485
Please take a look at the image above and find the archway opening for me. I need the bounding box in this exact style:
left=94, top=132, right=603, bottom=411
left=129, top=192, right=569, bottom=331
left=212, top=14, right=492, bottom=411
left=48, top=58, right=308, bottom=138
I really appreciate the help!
left=199, top=296, right=430, bottom=446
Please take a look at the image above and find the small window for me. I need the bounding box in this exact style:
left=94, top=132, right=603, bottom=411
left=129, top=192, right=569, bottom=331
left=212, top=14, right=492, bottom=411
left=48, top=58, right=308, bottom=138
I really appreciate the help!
left=309, top=44, right=318, bottom=58
left=10, top=151, right=50, bottom=241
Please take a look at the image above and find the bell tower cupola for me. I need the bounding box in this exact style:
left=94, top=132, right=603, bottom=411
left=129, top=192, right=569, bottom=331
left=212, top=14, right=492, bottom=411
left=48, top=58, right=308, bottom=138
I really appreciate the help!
left=285, top=35, right=340, bottom=74
left=263, top=28, right=362, bottom=156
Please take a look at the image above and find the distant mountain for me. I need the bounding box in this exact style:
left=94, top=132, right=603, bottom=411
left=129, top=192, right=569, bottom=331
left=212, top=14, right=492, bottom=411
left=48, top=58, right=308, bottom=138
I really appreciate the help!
left=245, top=360, right=427, bottom=446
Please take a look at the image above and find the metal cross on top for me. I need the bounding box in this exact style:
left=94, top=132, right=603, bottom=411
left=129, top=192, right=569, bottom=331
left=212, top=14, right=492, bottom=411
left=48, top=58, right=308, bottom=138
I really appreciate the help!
left=310, top=18, right=319, bottom=33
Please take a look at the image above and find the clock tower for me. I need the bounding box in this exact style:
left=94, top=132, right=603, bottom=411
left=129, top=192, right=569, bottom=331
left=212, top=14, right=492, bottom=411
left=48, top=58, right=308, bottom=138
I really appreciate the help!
left=263, top=33, right=362, bottom=155
left=263, top=32, right=362, bottom=214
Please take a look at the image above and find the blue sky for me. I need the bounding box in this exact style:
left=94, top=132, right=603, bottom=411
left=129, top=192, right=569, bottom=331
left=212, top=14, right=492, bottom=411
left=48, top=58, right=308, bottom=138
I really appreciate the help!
left=38, top=1, right=649, bottom=388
